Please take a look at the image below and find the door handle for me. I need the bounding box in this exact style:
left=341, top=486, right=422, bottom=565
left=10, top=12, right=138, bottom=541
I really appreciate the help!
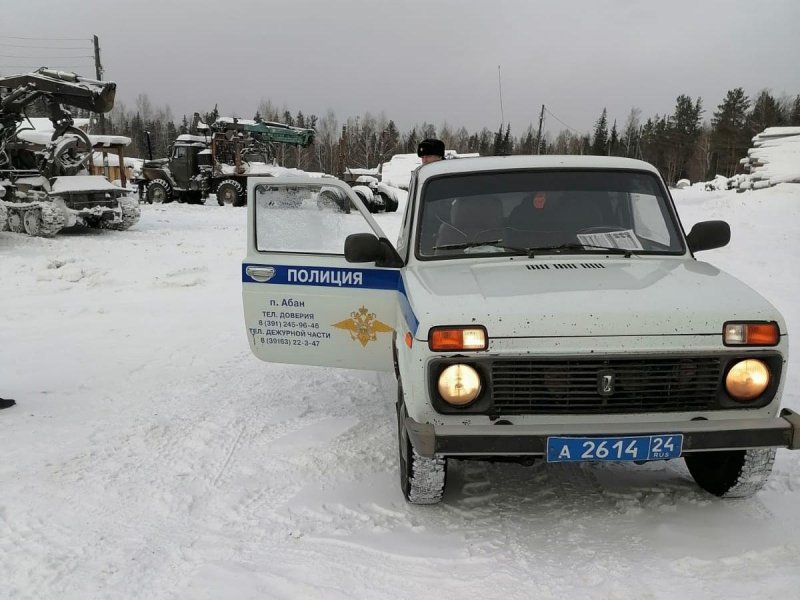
left=246, top=266, right=276, bottom=282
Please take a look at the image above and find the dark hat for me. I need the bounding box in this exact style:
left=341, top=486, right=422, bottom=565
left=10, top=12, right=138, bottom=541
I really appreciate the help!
left=417, top=138, right=445, bottom=158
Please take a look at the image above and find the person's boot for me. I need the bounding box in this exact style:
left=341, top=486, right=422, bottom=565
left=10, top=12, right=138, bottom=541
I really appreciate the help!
left=0, top=398, right=16, bottom=409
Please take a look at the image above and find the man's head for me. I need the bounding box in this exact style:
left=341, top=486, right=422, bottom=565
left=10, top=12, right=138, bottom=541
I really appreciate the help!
left=417, top=138, right=445, bottom=164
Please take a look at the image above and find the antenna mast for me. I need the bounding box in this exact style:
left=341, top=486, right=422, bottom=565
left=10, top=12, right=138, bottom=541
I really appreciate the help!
left=497, top=65, right=504, bottom=126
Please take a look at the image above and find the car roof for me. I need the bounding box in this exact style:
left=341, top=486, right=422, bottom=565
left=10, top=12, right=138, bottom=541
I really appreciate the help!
left=416, top=154, right=662, bottom=183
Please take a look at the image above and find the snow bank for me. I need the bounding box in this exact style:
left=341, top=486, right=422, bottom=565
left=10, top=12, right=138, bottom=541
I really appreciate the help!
left=380, top=151, right=479, bottom=189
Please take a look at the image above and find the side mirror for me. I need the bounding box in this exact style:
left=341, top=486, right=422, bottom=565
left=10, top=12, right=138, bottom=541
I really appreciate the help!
left=344, top=233, right=403, bottom=267
left=345, top=233, right=382, bottom=263
left=686, top=220, right=730, bottom=253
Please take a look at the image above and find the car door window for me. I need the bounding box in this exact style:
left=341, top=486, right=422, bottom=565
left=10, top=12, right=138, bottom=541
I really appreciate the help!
left=255, top=183, right=374, bottom=254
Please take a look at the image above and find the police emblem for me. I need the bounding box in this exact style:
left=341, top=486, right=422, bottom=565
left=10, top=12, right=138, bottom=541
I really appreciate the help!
left=333, top=306, right=394, bottom=347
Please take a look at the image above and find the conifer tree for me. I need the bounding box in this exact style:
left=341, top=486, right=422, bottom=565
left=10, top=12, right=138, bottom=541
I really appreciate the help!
left=791, top=95, right=800, bottom=126
left=591, top=108, right=609, bottom=155
left=710, top=88, right=750, bottom=177
left=669, top=94, right=703, bottom=182
left=609, top=120, right=619, bottom=156
left=747, top=90, right=786, bottom=137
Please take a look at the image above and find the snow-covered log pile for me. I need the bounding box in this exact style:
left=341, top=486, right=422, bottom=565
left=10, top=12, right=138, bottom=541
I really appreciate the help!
left=702, top=127, right=800, bottom=192
left=736, top=127, right=800, bottom=190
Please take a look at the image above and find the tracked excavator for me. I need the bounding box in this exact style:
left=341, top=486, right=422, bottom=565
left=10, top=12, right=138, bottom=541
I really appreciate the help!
left=0, top=68, right=139, bottom=236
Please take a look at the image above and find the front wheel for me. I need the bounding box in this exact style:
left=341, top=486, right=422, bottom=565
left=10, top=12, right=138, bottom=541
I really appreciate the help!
left=8, top=209, right=24, bottom=233
left=397, top=384, right=446, bottom=504
left=146, top=179, right=172, bottom=204
left=685, top=447, right=776, bottom=498
left=216, top=179, right=245, bottom=207
left=22, top=208, right=42, bottom=236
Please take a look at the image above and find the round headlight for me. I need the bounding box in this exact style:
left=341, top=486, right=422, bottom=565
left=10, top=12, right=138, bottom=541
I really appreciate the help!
left=437, top=364, right=482, bottom=406
left=725, top=359, right=770, bottom=402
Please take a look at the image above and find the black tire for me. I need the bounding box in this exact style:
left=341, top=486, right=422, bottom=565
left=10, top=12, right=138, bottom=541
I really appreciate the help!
left=217, top=179, right=245, bottom=207
left=382, top=192, right=399, bottom=213
left=685, top=448, right=776, bottom=498
left=146, top=179, right=173, bottom=204
left=396, top=383, right=446, bottom=504
left=317, top=189, right=350, bottom=214
left=355, top=189, right=378, bottom=213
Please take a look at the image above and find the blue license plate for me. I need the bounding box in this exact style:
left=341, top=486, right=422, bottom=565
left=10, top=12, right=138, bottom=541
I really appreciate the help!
left=546, top=434, right=683, bottom=463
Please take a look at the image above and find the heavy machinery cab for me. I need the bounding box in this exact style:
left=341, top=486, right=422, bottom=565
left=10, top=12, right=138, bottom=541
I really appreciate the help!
left=167, top=136, right=209, bottom=189
left=140, top=136, right=211, bottom=203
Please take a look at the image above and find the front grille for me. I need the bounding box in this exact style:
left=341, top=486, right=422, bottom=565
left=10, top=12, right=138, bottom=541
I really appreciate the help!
left=491, top=356, right=722, bottom=415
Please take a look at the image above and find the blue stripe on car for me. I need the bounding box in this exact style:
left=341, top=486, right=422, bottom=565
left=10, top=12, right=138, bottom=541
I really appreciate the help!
left=242, top=263, right=419, bottom=335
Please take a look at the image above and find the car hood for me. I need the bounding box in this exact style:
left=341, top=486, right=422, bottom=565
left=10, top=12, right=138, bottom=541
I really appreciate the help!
left=405, top=257, right=784, bottom=339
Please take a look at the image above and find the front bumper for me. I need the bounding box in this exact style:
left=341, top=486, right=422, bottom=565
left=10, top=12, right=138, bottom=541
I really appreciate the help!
left=406, top=408, right=800, bottom=458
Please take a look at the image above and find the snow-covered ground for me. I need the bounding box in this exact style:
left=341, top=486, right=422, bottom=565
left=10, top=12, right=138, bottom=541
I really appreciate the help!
left=2, top=185, right=800, bottom=599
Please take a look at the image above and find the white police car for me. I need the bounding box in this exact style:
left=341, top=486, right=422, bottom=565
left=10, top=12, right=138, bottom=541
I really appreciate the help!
left=242, top=156, right=799, bottom=504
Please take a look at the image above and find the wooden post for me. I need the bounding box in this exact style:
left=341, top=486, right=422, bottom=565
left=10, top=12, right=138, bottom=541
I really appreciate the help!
left=116, top=147, right=127, bottom=187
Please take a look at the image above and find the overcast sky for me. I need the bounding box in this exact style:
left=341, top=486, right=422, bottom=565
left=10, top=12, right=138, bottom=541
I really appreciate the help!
left=3, top=0, right=799, bottom=137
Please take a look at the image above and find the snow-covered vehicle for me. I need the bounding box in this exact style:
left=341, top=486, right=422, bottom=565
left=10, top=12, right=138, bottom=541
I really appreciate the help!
left=343, top=168, right=399, bottom=213
left=0, top=68, right=139, bottom=236
left=241, top=156, right=799, bottom=504
left=139, top=116, right=315, bottom=207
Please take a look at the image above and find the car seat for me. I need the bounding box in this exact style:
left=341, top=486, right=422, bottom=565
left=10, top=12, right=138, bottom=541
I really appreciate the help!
left=435, top=195, right=505, bottom=249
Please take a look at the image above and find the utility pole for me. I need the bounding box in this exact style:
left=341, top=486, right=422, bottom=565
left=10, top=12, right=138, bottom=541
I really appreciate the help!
left=93, top=35, right=106, bottom=134
left=535, top=104, right=545, bottom=154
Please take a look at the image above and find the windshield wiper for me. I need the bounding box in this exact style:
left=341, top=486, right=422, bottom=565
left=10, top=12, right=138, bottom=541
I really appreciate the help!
left=433, top=240, right=528, bottom=254
left=526, top=243, right=634, bottom=258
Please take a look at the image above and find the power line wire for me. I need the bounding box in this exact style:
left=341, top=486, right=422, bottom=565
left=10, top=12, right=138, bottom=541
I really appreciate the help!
left=0, top=65, right=94, bottom=71
left=0, top=54, right=94, bottom=59
left=0, top=42, right=89, bottom=49
left=544, top=108, right=581, bottom=134
left=0, top=35, right=88, bottom=41
left=0, top=61, right=94, bottom=66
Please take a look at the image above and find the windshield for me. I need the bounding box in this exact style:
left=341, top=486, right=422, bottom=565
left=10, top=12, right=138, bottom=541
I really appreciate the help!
left=416, top=170, right=684, bottom=259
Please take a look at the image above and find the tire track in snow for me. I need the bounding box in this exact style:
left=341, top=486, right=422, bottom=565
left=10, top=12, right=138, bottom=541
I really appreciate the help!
left=211, top=421, right=247, bottom=487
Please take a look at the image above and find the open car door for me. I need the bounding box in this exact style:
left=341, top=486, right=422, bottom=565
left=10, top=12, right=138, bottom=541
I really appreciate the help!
left=242, top=177, right=401, bottom=371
